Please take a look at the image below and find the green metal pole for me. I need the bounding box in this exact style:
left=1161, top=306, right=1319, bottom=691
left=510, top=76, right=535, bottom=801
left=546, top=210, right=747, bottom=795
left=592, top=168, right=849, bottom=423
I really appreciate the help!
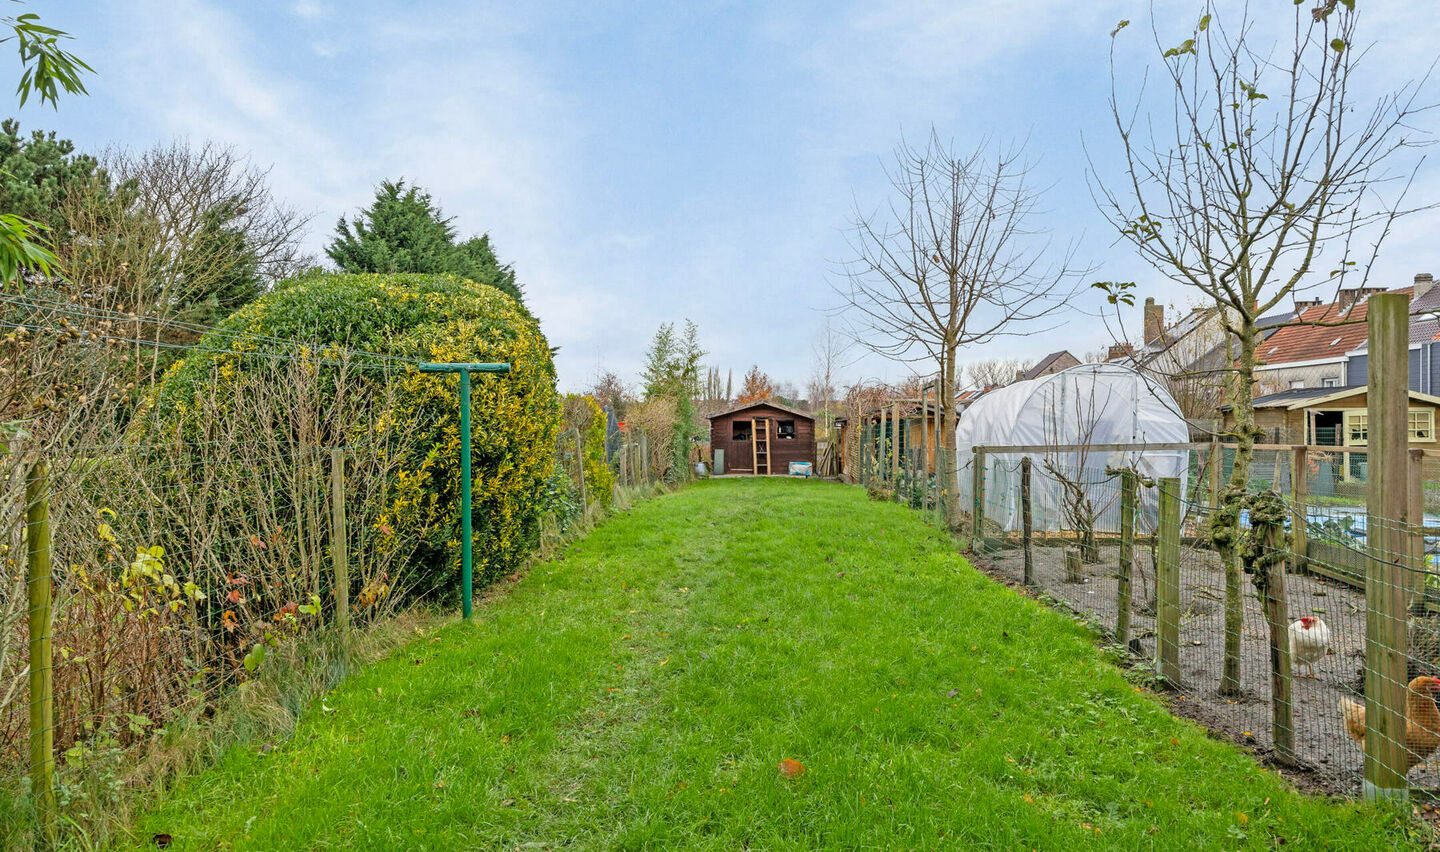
left=460, top=369, right=473, bottom=620
left=416, top=362, right=509, bottom=620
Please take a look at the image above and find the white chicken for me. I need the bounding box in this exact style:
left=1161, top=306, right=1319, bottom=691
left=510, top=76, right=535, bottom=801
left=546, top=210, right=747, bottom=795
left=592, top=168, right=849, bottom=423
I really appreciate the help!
left=1288, top=615, right=1332, bottom=678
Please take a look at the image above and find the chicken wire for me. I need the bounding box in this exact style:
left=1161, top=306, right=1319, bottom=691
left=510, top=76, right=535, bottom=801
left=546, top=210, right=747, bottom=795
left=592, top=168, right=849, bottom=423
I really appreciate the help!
left=969, top=447, right=1440, bottom=798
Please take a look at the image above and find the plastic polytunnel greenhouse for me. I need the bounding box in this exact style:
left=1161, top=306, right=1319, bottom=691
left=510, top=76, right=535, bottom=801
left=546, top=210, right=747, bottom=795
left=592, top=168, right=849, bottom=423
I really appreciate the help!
left=954, top=363, right=1191, bottom=535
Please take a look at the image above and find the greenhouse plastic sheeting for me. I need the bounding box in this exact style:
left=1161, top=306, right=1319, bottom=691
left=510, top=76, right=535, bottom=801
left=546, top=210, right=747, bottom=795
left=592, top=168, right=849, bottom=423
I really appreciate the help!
left=955, top=363, right=1190, bottom=533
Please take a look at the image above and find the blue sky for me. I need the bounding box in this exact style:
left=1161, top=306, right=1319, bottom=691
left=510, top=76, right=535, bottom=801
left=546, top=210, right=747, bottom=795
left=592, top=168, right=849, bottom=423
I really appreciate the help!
left=24, top=1, right=1440, bottom=392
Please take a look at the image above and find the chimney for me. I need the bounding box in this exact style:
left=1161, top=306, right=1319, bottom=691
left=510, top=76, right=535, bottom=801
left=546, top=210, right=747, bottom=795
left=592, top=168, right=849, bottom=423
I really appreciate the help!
left=1107, top=343, right=1134, bottom=361
left=1416, top=272, right=1434, bottom=301
left=1143, top=297, right=1163, bottom=346
left=1293, top=297, right=1323, bottom=314
left=1337, top=289, right=1361, bottom=312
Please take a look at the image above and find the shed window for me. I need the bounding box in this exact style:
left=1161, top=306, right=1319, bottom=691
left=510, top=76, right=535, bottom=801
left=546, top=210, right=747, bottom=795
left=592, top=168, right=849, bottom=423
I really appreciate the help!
left=777, top=420, right=796, bottom=439
left=1410, top=409, right=1435, bottom=441
left=1345, top=410, right=1368, bottom=445
left=732, top=421, right=752, bottom=441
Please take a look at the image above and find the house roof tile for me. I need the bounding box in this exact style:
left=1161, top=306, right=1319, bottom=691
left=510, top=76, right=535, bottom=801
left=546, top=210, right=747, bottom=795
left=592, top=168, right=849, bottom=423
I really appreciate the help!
left=1257, top=299, right=1374, bottom=366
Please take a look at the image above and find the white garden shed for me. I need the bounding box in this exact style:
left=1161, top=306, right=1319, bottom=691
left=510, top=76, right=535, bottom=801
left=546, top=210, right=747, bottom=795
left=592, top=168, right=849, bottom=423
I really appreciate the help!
left=955, top=363, right=1191, bottom=533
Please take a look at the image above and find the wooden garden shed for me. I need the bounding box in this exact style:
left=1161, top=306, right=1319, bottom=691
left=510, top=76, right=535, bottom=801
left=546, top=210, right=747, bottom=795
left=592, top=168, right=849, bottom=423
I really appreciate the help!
left=707, top=400, right=815, bottom=475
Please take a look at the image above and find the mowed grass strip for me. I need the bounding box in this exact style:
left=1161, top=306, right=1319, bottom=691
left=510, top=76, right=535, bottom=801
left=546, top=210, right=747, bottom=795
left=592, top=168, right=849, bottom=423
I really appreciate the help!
left=130, top=478, right=1419, bottom=850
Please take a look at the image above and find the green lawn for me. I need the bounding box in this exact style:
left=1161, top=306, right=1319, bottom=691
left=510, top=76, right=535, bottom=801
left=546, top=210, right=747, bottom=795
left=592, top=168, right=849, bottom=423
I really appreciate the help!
left=128, top=478, right=1418, bottom=850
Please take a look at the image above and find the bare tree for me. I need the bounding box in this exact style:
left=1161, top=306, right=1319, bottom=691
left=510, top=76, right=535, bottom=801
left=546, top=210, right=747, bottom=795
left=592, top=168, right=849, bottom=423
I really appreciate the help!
left=837, top=130, right=1080, bottom=515
left=965, top=357, right=1034, bottom=390
left=1093, top=4, right=1430, bottom=695
left=807, top=318, right=847, bottom=430
left=53, top=140, right=311, bottom=388
left=587, top=368, right=629, bottom=417
left=702, top=365, right=728, bottom=412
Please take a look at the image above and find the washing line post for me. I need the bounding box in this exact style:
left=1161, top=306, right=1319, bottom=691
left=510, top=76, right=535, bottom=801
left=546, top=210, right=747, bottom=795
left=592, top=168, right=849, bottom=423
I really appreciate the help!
left=417, top=362, right=511, bottom=620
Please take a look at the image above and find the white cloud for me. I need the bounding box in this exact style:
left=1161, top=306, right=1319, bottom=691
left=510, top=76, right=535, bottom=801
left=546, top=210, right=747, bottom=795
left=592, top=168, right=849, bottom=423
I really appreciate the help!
left=291, top=1, right=332, bottom=20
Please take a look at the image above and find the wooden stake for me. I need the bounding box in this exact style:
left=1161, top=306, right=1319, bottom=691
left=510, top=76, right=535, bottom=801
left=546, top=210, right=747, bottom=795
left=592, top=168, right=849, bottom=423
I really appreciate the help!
left=1021, top=456, right=1034, bottom=586
left=1364, top=292, right=1409, bottom=799
left=640, top=431, right=650, bottom=483
left=26, top=458, right=55, bottom=832
left=1064, top=548, right=1082, bottom=584
left=890, top=401, right=900, bottom=482
left=1116, top=469, right=1136, bottom=645
left=1156, top=477, right=1181, bottom=686
left=1255, top=509, right=1294, bottom=765
left=1289, top=446, right=1309, bottom=573
left=330, top=448, right=349, bottom=630
left=573, top=427, right=588, bottom=519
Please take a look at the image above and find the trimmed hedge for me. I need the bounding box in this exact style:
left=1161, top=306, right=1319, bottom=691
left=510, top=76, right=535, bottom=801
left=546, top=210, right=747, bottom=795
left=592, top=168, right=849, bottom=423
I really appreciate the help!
left=149, top=271, right=559, bottom=595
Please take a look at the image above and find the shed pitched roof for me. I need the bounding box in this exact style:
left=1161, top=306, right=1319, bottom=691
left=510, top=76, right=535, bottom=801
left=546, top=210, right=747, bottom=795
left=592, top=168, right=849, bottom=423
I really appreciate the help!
left=1018, top=350, right=1079, bottom=381
left=1228, top=384, right=1440, bottom=411
left=705, top=399, right=815, bottom=421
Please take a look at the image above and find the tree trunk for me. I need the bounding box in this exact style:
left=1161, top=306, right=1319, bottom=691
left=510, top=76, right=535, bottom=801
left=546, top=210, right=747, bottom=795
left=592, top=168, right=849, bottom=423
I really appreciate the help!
left=939, top=349, right=960, bottom=526
left=1214, top=311, right=1258, bottom=697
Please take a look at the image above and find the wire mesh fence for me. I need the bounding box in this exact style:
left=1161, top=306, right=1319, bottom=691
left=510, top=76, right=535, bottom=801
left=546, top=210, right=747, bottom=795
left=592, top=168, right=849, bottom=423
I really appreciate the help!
left=0, top=291, right=660, bottom=839
left=861, top=433, right=1440, bottom=800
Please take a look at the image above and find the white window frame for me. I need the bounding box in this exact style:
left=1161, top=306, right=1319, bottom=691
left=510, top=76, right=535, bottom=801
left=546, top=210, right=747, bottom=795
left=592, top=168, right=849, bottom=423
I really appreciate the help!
left=1343, top=410, right=1368, bottom=446
left=1344, top=407, right=1436, bottom=444
left=1410, top=409, right=1436, bottom=442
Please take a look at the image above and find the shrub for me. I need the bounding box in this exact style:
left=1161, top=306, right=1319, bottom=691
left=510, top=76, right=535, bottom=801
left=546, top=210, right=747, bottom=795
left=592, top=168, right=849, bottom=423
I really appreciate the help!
left=563, top=394, right=614, bottom=509
left=145, top=271, right=559, bottom=596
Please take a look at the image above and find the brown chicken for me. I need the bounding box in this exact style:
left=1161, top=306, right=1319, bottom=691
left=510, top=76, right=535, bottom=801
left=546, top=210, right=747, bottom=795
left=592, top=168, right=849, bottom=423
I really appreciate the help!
left=1338, top=676, right=1440, bottom=773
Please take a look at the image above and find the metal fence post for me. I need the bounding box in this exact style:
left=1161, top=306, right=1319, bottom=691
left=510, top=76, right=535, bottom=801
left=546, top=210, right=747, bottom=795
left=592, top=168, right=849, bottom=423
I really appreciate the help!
left=1156, top=477, right=1181, bottom=685
left=26, top=457, right=55, bottom=832
left=971, top=447, right=986, bottom=553
left=1021, top=456, right=1033, bottom=586
left=330, top=447, right=349, bottom=630
left=1116, top=469, right=1136, bottom=645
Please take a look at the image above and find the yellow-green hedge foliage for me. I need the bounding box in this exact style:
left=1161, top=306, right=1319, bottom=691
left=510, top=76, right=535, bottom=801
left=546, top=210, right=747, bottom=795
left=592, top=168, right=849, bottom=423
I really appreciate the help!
left=150, top=272, right=559, bottom=596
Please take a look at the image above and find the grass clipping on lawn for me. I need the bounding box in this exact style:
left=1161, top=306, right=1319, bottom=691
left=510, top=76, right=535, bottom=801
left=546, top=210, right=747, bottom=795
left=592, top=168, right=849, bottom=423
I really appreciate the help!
left=126, top=479, right=1424, bottom=851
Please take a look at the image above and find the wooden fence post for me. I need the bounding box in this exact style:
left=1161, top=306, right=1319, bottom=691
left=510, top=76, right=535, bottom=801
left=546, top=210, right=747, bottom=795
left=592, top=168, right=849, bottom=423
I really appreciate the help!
left=330, top=448, right=349, bottom=630
left=877, top=408, right=887, bottom=483
left=1021, top=456, right=1034, bottom=586
left=1116, top=469, right=1136, bottom=645
left=1289, top=445, right=1308, bottom=573
left=971, top=447, right=986, bottom=553
left=640, top=431, right=650, bottom=484
left=1364, top=291, right=1409, bottom=800
left=573, top=427, right=588, bottom=519
left=1156, top=477, right=1181, bottom=686
left=1064, top=549, right=1082, bottom=584
left=891, top=401, right=900, bottom=483
left=26, top=457, right=55, bottom=832
left=859, top=422, right=869, bottom=487
left=1253, top=496, right=1295, bottom=766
